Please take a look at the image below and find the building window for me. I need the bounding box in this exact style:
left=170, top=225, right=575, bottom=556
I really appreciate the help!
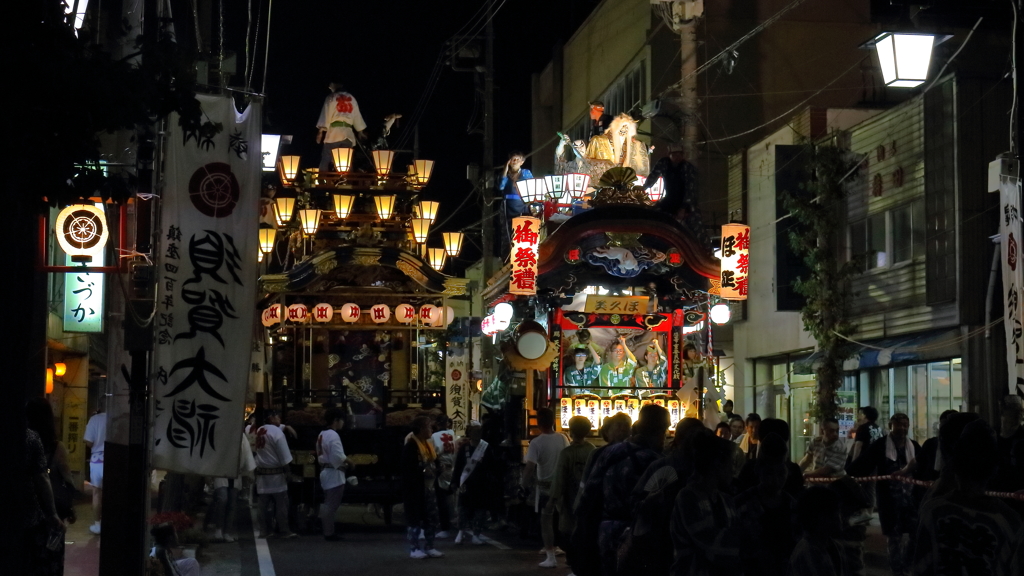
left=565, top=60, right=647, bottom=143
left=849, top=199, right=925, bottom=272
left=858, top=358, right=961, bottom=442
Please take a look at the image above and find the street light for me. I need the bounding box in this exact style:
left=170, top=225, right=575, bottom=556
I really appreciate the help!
left=710, top=303, right=732, bottom=325
left=280, top=155, right=301, bottom=183
left=371, top=150, right=395, bottom=178
left=413, top=159, right=435, bottom=185
left=259, top=224, right=278, bottom=254
left=332, top=193, right=355, bottom=219
left=410, top=218, right=431, bottom=244
left=374, top=194, right=396, bottom=220
left=274, top=195, right=296, bottom=226
left=866, top=32, right=938, bottom=88
left=428, top=247, right=447, bottom=271
left=331, top=147, right=354, bottom=174
left=443, top=232, right=464, bottom=257
left=419, top=200, right=440, bottom=223
left=298, top=208, right=322, bottom=236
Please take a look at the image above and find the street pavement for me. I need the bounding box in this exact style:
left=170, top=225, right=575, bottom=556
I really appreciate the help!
left=64, top=498, right=893, bottom=576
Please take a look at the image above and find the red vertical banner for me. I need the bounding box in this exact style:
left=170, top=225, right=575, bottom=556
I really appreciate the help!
left=510, top=216, right=540, bottom=296
left=720, top=223, right=750, bottom=300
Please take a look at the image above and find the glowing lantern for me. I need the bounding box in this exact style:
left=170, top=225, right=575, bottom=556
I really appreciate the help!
left=298, top=208, right=322, bottom=236
left=443, top=232, right=464, bottom=257
left=418, top=304, right=438, bottom=325
left=646, top=177, right=665, bottom=202
left=869, top=32, right=938, bottom=88
left=332, top=194, right=355, bottom=219
left=410, top=218, right=431, bottom=244
left=340, top=303, right=361, bottom=323
left=418, top=200, right=440, bottom=223
left=312, top=303, right=334, bottom=323
left=274, top=195, right=296, bottom=226
left=280, top=155, right=301, bottom=183
left=370, top=304, right=391, bottom=324
left=413, top=159, right=435, bottom=185
left=46, top=369, right=54, bottom=395
left=443, top=306, right=456, bottom=326
left=54, top=363, right=67, bottom=377
left=371, top=150, right=395, bottom=178
left=710, top=303, right=732, bottom=325
left=515, top=178, right=547, bottom=204
left=565, top=173, right=591, bottom=202
left=396, top=303, right=417, bottom=323
left=286, top=303, right=309, bottom=323
left=544, top=175, right=567, bottom=201
left=259, top=225, right=278, bottom=255
left=374, top=195, right=396, bottom=220
left=331, top=147, right=353, bottom=174
left=262, top=304, right=283, bottom=327
left=428, top=248, right=446, bottom=271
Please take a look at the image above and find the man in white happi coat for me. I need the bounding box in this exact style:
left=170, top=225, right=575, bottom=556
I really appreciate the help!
left=254, top=410, right=296, bottom=539
left=317, top=408, right=351, bottom=540
left=316, top=81, right=367, bottom=172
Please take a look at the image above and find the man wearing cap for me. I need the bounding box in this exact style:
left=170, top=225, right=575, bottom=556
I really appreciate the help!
left=316, top=81, right=368, bottom=172
left=564, top=344, right=601, bottom=395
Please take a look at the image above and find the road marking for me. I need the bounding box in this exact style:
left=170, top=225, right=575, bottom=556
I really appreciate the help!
left=479, top=535, right=511, bottom=550
left=251, top=507, right=276, bottom=576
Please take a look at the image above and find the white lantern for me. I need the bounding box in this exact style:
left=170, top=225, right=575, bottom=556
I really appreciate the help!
left=312, top=303, right=334, bottom=323
left=443, top=306, right=456, bottom=326
left=340, top=303, right=361, bottom=323
left=370, top=304, right=391, bottom=324
left=493, top=302, right=514, bottom=322
left=646, top=177, right=666, bottom=202
left=286, top=303, right=309, bottom=323
left=418, top=304, right=438, bottom=325
left=261, top=307, right=278, bottom=327
left=396, top=303, right=417, bottom=324
left=710, top=303, right=732, bottom=325
left=869, top=32, right=937, bottom=88
left=265, top=304, right=283, bottom=326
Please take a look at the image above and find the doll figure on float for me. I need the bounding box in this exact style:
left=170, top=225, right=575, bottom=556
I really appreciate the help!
left=584, top=113, right=651, bottom=180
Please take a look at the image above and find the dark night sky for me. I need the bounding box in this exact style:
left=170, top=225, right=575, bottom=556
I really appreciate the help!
left=231, top=0, right=602, bottom=269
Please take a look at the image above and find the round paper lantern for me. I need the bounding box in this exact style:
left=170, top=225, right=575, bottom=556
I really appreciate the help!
left=516, top=320, right=549, bottom=360
left=286, top=303, right=308, bottom=323
left=312, top=303, right=334, bottom=323
left=443, top=306, right=456, bottom=326
left=370, top=304, right=391, bottom=324
left=340, top=303, right=361, bottom=323
left=395, top=303, right=417, bottom=324
left=261, top=305, right=283, bottom=327
left=709, top=303, right=731, bottom=325
left=418, top=304, right=438, bottom=325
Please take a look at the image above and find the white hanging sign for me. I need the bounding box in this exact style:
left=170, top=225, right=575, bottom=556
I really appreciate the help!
left=153, top=94, right=262, bottom=477
left=1000, top=179, right=1024, bottom=398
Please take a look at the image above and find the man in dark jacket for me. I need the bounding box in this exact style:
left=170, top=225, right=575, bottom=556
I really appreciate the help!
left=402, top=416, right=444, bottom=559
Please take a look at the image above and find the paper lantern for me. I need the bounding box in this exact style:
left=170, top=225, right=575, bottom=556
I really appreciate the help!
left=515, top=178, right=547, bottom=204
left=413, top=159, right=435, bottom=185
left=332, top=194, right=355, bottom=219
left=46, top=369, right=54, bottom=395
left=565, top=173, right=591, bottom=202
left=274, top=196, right=295, bottom=226
left=259, top=225, right=278, bottom=254
left=428, top=247, right=446, bottom=271
left=340, top=303, right=361, bottom=323
left=280, top=155, right=301, bottom=182
left=374, top=195, right=396, bottom=220
left=544, top=174, right=567, bottom=201
left=494, top=302, right=513, bottom=322
left=396, top=303, right=417, bottom=324
left=298, top=208, right=321, bottom=236
left=710, top=303, right=731, bottom=325
left=410, top=218, right=431, bottom=244
left=53, top=362, right=67, bottom=377
left=262, top=304, right=283, bottom=327
left=418, top=304, right=438, bottom=325
left=286, top=303, right=309, bottom=323
left=646, top=177, right=665, bottom=202
left=443, top=306, right=456, bottom=326
left=371, top=150, right=395, bottom=177
left=312, top=303, right=334, bottom=323
left=370, top=304, right=391, bottom=324
left=443, top=232, right=464, bottom=257
left=418, top=200, right=440, bottom=223
left=331, top=147, right=354, bottom=174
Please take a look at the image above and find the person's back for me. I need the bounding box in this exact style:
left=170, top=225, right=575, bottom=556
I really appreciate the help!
left=789, top=487, right=845, bottom=576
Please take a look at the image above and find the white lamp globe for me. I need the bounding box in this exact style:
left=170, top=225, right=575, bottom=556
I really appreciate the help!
left=710, top=303, right=732, bottom=325
left=494, top=302, right=514, bottom=322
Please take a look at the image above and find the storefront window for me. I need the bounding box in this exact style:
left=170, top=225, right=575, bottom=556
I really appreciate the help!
left=854, top=358, right=961, bottom=442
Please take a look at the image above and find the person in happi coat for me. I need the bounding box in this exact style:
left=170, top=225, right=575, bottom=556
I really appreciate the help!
left=450, top=421, right=501, bottom=545
left=402, top=416, right=445, bottom=559
left=316, top=81, right=367, bottom=172
left=564, top=345, right=601, bottom=395
left=598, top=335, right=637, bottom=395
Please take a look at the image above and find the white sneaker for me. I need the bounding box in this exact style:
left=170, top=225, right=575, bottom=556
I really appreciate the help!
left=89, top=523, right=101, bottom=535
left=454, top=531, right=465, bottom=545
left=410, top=549, right=428, bottom=559
left=213, top=529, right=224, bottom=541
left=435, top=530, right=450, bottom=539
left=471, top=535, right=485, bottom=545
left=539, top=555, right=558, bottom=568
left=425, top=548, right=444, bottom=558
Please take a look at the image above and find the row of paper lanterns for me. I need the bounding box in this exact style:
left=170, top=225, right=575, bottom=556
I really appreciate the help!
left=262, top=303, right=455, bottom=327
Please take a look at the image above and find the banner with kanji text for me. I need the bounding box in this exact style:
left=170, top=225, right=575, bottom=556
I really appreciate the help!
left=999, top=179, right=1024, bottom=399
left=510, top=216, right=540, bottom=295
left=152, top=95, right=262, bottom=476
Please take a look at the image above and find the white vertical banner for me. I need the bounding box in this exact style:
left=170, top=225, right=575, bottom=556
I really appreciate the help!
left=445, top=347, right=469, bottom=437
left=153, top=95, right=262, bottom=476
left=1000, top=179, right=1024, bottom=399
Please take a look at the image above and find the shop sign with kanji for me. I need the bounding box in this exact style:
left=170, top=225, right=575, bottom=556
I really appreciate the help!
left=719, top=223, right=750, bottom=300
left=583, top=295, right=648, bottom=314
left=509, top=216, right=540, bottom=296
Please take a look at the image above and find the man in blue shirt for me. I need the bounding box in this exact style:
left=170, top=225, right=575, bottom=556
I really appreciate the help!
left=498, top=150, right=532, bottom=217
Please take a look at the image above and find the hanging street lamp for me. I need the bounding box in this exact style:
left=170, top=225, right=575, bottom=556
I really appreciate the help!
left=863, top=31, right=945, bottom=88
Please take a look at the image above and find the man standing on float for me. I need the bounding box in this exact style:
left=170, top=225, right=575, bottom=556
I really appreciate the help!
left=316, top=81, right=367, bottom=172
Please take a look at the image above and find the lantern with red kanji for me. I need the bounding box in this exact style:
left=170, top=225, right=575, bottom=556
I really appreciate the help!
left=340, top=303, right=361, bottom=323
left=370, top=304, right=391, bottom=324
left=312, top=303, right=334, bottom=323
left=418, top=304, right=438, bottom=325
left=287, top=303, right=309, bottom=323
left=395, top=303, right=417, bottom=324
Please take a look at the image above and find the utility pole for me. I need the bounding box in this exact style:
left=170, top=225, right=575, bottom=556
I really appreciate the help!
left=676, top=1, right=702, bottom=164
left=481, top=4, right=496, bottom=376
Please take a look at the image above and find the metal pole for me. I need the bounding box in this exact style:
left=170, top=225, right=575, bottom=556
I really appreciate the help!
left=679, top=17, right=699, bottom=163
left=480, top=5, right=496, bottom=380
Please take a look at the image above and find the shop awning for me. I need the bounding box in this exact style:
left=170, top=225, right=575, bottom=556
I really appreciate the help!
left=795, top=328, right=963, bottom=374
